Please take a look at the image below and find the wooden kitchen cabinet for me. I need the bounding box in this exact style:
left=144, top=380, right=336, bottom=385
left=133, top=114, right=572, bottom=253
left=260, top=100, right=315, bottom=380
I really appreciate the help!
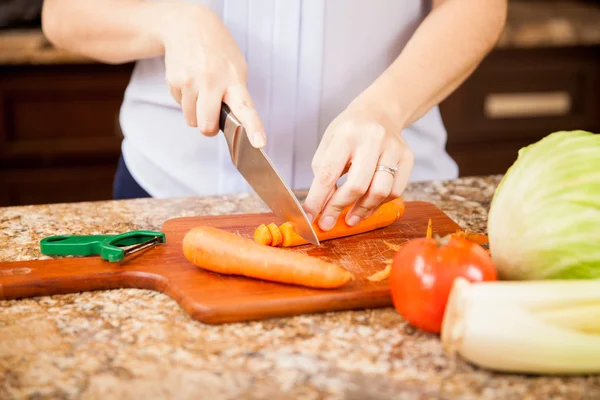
left=0, top=63, right=135, bottom=206
left=0, top=165, right=118, bottom=205
left=440, top=45, right=600, bottom=176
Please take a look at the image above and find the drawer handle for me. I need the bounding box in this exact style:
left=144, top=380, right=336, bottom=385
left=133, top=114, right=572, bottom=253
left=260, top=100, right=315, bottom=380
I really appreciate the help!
left=484, top=91, right=571, bottom=119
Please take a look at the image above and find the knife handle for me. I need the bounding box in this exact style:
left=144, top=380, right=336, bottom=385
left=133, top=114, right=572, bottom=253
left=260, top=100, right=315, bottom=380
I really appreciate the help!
left=219, top=102, right=242, bottom=132
left=219, top=102, right=244, bottom=163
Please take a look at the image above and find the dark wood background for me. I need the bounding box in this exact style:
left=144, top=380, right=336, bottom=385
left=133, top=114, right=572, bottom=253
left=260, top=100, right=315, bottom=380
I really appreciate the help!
left=1, top=46, right=599, bottom=206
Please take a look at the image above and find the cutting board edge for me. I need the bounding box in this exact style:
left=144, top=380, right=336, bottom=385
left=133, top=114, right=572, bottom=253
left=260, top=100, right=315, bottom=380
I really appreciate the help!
left=160, top=200, right=453, bottom=230
left=178, top=287, right=394, bottom=324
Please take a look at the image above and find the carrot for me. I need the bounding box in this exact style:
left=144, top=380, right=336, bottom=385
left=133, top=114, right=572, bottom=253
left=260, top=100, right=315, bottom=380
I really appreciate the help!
left=267, top=222, right=283, bottom=247
left=260, top=198, right=405, bottom=247
left=426, top=218, right=433, bottom=239
left=182, top=226, right=354, bottom=289
left=254, top=224, right=272, bottom=246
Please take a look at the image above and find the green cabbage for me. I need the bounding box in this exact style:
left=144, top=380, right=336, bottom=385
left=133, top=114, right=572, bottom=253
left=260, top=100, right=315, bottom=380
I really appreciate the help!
left=488, top=130, right=600, bottom=280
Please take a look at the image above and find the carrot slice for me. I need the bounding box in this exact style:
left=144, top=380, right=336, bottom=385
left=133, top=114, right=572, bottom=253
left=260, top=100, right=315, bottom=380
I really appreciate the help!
left=268, top=198, right=406, bottom=247
left=254, top=224, right=272, bottom=246
left=267, top=223, right=283, bottom=247
left=280, top=222, right=306, bottom=247
left=183, top=226, right=354, bottom=289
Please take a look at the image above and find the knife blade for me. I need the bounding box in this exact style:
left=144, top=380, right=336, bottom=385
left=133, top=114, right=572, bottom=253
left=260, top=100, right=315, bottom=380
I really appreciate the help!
left=219, top=103, right=320, bottom=246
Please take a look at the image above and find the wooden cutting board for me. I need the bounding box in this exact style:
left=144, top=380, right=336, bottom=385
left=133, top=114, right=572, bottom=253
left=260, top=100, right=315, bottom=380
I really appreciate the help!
left=0, top=201, right=460, bottom=324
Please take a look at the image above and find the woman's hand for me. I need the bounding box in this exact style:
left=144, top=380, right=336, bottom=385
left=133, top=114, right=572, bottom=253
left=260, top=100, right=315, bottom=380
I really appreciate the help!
left=43, top=0, right=266, bottom=147
left=303, top=94, right=414, bottom=231
left=160, top=4, right=266, bottom=148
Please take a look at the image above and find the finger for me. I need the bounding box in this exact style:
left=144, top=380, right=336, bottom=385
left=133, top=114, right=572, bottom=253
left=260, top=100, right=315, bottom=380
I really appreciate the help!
left=224, top=83, right=266, bottom=148
left=304, top=184, right=337, bottom=223
left=388, top=149, right=414, bottom=200
left=346, top=151, right=399, bottom=226
left=169, top=86, right=182, bottom=105
left=303, top=141, right=351, bottom=224
left=181, top=85, right=198, bottom=127
left=317, top=144, right=379, bottom=231
left=196, top=84, right=223, bottom=137
left=311, top=119, right=339, bottom=165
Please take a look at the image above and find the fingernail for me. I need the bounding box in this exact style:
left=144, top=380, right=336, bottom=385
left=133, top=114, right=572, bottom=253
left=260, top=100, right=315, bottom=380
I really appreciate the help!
left=305, top=213, right=314, bottom=223
left=347, top=215, right=361, bottom=227
left=320, top=216, right=335, bottom=231
left=253, top=132, right=266, bottom=148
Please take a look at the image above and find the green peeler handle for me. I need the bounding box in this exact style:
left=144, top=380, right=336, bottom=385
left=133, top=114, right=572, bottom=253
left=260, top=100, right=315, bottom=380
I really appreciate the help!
left=40, top=234, right=115, bottom=257
left=40, top=230, right=166, bottom=262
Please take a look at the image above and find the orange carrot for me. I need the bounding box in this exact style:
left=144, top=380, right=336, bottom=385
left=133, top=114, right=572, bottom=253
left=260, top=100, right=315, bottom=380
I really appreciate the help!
left=263, top=198, right=405, bottom=247
left=426, top=218, right=432, bottom=239
left=183, top=226, right=354, bottom=289
left=267, top=222, right=283, bottom=247
left=254, top=224, right=272, bottom=246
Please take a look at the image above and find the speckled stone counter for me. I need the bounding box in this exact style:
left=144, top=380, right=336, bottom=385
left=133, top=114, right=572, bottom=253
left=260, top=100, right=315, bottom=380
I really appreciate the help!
left=1, top=175, right=599, bottom=400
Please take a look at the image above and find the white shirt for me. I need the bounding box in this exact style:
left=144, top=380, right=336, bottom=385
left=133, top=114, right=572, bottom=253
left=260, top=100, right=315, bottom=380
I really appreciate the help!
left=119, top=0, right=458, bottom=198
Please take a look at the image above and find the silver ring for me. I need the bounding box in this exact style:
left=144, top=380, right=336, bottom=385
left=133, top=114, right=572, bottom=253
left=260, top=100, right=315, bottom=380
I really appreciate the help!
left=375, top=164, right=398, bottom=177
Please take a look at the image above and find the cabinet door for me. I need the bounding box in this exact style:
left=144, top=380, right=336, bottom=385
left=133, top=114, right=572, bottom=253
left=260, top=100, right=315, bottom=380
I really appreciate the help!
left=0, top=64, right=133, bottom=168
left=0, top=164, right=118, bottom=206
left=440, top=46, right=600, bottom=176
left=0, top=63, right=134, bottom=205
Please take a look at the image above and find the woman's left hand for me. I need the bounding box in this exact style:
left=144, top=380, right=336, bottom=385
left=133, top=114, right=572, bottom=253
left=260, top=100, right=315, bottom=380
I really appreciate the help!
left=303, top=95, right=414, bottom=231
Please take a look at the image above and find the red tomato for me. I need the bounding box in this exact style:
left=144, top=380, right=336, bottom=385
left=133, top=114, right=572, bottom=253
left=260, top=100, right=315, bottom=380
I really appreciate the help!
left=389, top=236, right=497, bottom=334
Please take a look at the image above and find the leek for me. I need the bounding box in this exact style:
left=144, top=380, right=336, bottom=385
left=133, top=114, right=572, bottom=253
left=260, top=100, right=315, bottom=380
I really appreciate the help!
left=441, top=277, right=600, bottom=375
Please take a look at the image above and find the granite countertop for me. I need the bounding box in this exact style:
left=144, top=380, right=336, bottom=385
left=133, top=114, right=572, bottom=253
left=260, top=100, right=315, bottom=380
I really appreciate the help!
left=1, top=1, right=600, bottom=66
left=1, top=175, right=599, bottom=400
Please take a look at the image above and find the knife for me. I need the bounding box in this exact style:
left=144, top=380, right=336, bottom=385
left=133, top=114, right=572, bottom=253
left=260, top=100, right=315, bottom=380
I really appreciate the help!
left=219, top=103, right=320, bottom=246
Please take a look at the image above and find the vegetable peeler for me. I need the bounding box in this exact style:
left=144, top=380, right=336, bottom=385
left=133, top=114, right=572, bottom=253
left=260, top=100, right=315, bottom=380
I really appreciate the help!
left=40, top=230, right=166, bottom=262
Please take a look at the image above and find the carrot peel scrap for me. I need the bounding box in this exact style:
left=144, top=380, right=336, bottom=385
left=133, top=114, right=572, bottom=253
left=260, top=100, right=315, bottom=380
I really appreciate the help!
left=383, top=241, right=402, bottom=252
left=426, top=218, right=433, bottom=239
left=367, top=259, right=393, bottom=282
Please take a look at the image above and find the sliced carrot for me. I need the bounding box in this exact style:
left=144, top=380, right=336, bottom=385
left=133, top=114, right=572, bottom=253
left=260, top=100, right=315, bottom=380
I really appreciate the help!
left=280, top=222, right=306, bottom=247
left=254, top=224, right=272, bottom=246
left=183, top=226, right=354, bottom=289
left=266, top=198, right=405, bottom=247
left=266, top=223, right=283, bottom=247
left=426, top=218, right=432, bottom=239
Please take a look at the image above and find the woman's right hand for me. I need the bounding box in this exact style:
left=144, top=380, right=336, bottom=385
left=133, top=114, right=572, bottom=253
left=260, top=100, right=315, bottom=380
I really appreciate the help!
left=159, top=4, right=266, bottom=148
